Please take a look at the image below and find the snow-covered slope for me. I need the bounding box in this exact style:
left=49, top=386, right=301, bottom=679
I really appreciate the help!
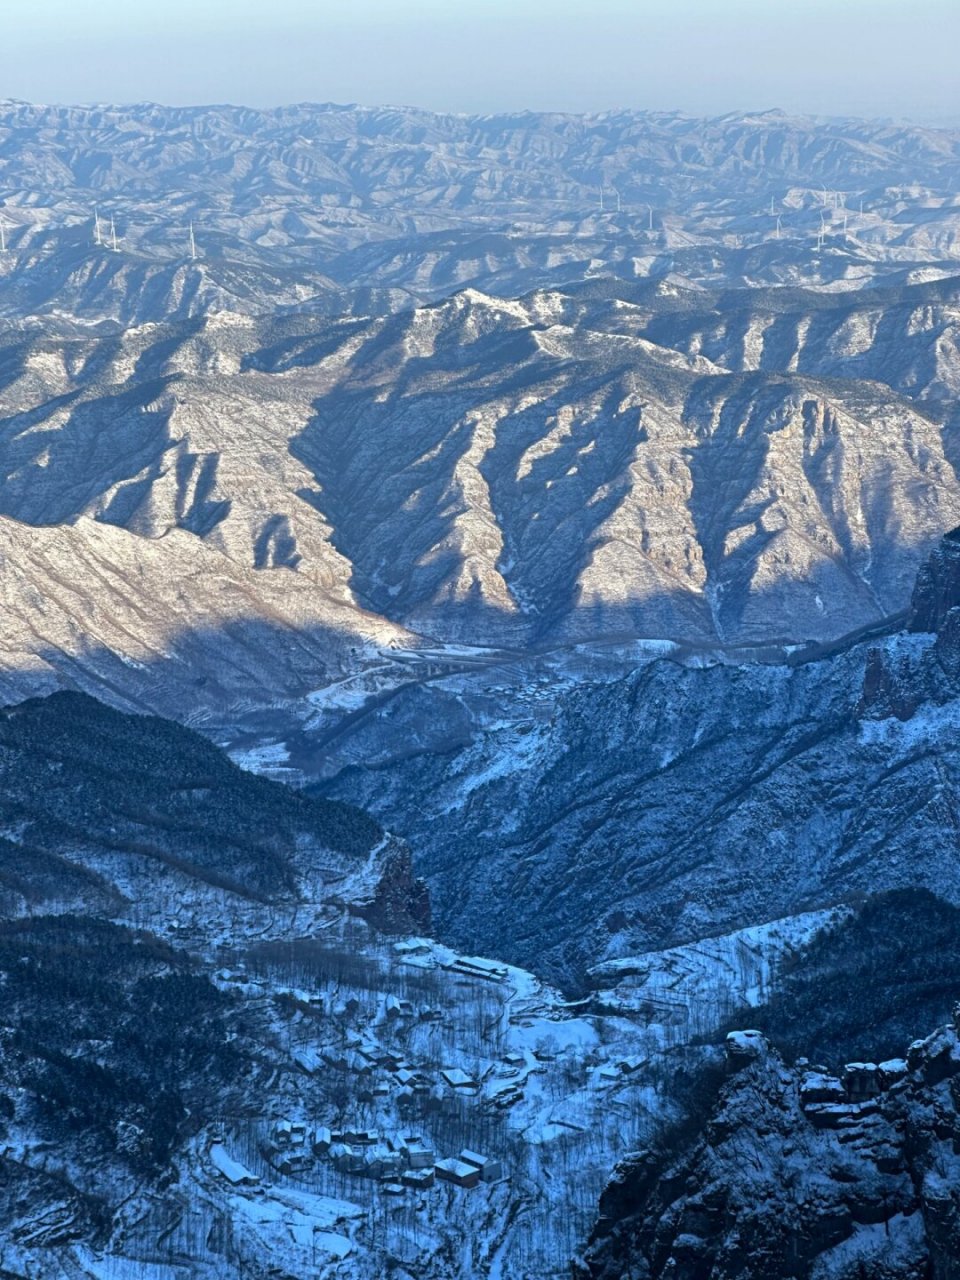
left=321, top=531, right=960, bottom=985
left=2, top=280, right=960, bottom=730
left=0, top=690, right=856, bottom=1280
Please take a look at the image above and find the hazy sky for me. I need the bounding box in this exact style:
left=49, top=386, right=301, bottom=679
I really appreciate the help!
left=1, top=0, right=957, bottom=122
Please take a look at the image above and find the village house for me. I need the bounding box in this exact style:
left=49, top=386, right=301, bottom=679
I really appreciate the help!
left=261, top=1143, right=312, bottom=1176
left=393, top=938, right=431, bottom=957
left=371, top=1149, right=404, bottom=1180
left=441, top=1067, right=478, bottom=1090
left=209, top=1144, right=259, bottom=1187
left=460, top=1150, right=503, bottom=1182
left=435, top=1157, right=480, bottom=1189
left=344, top=1128, right=379, bottom=1145
left=424, top=1083, right=458, bottom=1114
left=271, top=1120, right=307, bottom=1147
left=330, top=1143, right=365, bottom=1174
left=616, top=1055, right=645, bottom=1075
left=344, top=1051, right=375, bottom=1077
left=444, top=955, right=509, bottom=983
left=404, top=1140, right=435, bottom=1170
left=333, top=995, right=361, bottom=1019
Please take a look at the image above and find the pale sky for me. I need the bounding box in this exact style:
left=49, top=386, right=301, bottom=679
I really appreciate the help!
left=0, top=0, right=957, bottom=122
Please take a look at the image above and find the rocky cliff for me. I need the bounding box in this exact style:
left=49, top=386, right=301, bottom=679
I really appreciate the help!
left=579, top=1014, right=960, bottom=1280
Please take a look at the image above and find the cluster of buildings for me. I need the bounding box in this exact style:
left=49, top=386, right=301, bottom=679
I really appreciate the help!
left=260, top=1119, right=504, bottom=1194
left=211, top=951, right=522, bottom=1205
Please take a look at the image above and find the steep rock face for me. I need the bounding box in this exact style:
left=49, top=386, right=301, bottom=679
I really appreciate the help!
left=350, top=839, right=432, bottom=936
left=909, top=526, right=960, bottom=633
left=578, top=1021, right=960, bottom=1280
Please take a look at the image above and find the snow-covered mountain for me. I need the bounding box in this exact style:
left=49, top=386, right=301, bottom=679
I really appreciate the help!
left=320, top=530, right=960, bottom=986
left=3, top=277, right=960, bottom=741
left=4, top=100, right=960, bottom=1279
left=2, top=103, right=960, bottom=327
left=2, top=104, right=960, bottom=741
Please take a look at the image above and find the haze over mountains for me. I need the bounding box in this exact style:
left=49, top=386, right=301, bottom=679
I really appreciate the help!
left=2, top=101, right=960, bottom=326
left=3, top=101, right=960, bottom=1278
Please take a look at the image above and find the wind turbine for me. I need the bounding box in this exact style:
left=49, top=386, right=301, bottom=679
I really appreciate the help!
left=189, top=221, right=197, bottom=261
left=0, top=214, right=6, bottom=254
left=599, top=185, right=604, bottom=213
left=613, top=188, right=621, bottom=214
left=110, top=214, right=119, bottom=252
left=647, top=203, right=653, bottom=231
left=769, top=194, right=775, bottom=216
left=94, top=206, right=102, bottom=247
left=776, top=214, right=782, bottom=239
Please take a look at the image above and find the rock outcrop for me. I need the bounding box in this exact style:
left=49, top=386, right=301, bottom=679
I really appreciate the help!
left=352, top=840, right=432, bottom=935
left=579, top=1015, right=960, bottom=1280
left=910, top=526, right=960, bottom=634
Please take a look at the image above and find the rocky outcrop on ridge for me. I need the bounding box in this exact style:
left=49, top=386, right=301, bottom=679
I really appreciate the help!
left=579, top=1015, right=960, bottom=1280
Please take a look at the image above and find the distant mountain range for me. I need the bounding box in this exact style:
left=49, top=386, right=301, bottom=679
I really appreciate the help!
left=1, top=103, right=959, bottom=327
